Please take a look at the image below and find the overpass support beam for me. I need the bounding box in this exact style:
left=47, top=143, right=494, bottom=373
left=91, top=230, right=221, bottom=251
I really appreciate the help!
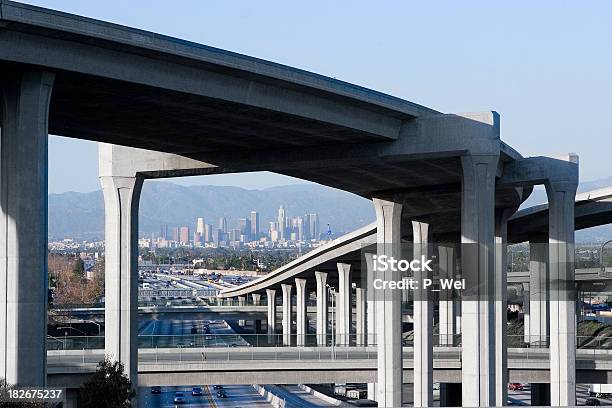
left=0, top=70, right=54, bottom=386
left=281, top=284, right=293, bottom=346
left=373, top=198, right=403, bottom=407
left=529, top=237, right=549, bottom=347
left=522, top=283, right=530, bottom=343
left=495, top=208, right=515, bottom=406
left=252, top=293, right=261, bottom=306
left=438, top=245, right=457, bottom=346
left=100, top=174, right=143, bottom=386
left=295, top=278, right=307, bottom=346
left=336, top=263, right=351, bottom=346
left=460, top=153, right=499, bottom=407
left=266, top=289, right=277, bottom=344
left=355, top=286, right=366, bottom=346
left=315, top=272, right=328, bottom=346
left=238, top=296, right=246, bottom=326
left=546, top=162, right=578, bottom=406
left=412, top=220, right=433, bottom=407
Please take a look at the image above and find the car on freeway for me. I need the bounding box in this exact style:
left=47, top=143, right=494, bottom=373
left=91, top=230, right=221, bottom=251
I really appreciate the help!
left=217, top=390, right=227, bottom=398
left=173, top=392, right=186, bottom=404
left=150, top=386, right=161, bottom=394
left=508, top=383, right=523, bottom=391
left=192, top=386, right=203, bottom=396
left=213, top=385, right=223, bottom=390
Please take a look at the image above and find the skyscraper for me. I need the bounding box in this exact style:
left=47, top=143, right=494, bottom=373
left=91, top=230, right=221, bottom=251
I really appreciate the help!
left=277, top=206, right=286, bottom=240
left=308, top=213, right=319, bottom=240
left=196, top=217, right=205, bottom=235
left=250, top=211, right=259, bottom=239
left=237, top=218, right=251, bottom=241
left=179, top=226, right=190, bottom=244
left=172, top=227, right=180, bottom=242
left=204, top=223, right=212, bottom=243
left=160, top=224, right=168, bottom=240
left=218, top=217, right=228, bottom=233
left=297, top=217, right=304, bottom=241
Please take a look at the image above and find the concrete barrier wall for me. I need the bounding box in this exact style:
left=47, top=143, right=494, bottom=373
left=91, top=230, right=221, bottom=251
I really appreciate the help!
left=298, top=384, right=348, bottom=406
left=252, top=384, right=286, bottom=408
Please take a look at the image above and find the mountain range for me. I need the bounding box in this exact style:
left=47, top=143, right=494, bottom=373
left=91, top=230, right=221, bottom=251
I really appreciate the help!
left=48, top=177, right=612, bottom=243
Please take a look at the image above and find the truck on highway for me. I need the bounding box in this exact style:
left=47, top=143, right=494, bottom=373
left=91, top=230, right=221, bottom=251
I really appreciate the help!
left=589, top=384, right=612, bottom=398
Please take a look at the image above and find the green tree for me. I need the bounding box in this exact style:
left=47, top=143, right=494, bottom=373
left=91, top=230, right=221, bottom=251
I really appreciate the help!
left=79, top=358, right=135, bottom=408
left=72, top=257, right=85, bottom=278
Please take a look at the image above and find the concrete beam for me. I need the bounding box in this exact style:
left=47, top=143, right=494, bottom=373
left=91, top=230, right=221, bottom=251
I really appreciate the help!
left=315, top=272, right=328, bottom=346
left=336, top=263, right=351, bottom=346
left=0, top=69, right=54, bottom=386
left=295, top=278, right=307, bottom=346
left=281, top=284, right=292, bottom=346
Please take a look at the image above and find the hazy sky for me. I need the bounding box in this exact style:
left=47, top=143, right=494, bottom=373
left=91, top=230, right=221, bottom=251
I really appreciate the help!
left=30, top=0, right=612, bottom=193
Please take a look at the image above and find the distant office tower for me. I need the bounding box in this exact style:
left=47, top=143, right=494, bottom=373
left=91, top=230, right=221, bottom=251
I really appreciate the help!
left=219, top=217, right=228, bottom=233
left=172, top=227, right=180, bottom=242
left=160, top=224, right=169, bottom=240
left=297, top=217, right=304, bottom=241
left=230, top=228, right=241, bottom=242
left=268, top=222, right=277, bottom=241
left=193, top=232, right=202, bottom=246
left=179, top=226, right=190, bottom=244
left=308, top=213, right=319, bottom=240
left=237, top=218, right=251, bottom=241
left=212, top=228, right=221, bottom=246
left=196, top=217, right=205, bottom=235
left=277, top=206, right=286, bottom=240
left=204, top=223, right=212, bottom=242
left=250, top=211, right=259, bottom=239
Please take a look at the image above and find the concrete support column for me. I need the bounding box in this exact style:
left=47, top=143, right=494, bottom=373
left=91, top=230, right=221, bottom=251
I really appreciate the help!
left=460, top=154, right=499, bottom=407
left=0, top=70, right=54, bottom=386
left=440, top=383, right=462, bottom=407
left=336, top=263, right=351, bottom=346
left=529, top=238, right=549, bottom=347
left=238, top=296, right=246, bottom=326
left=355, top=286, right=367, bottom=346
left=281, top=283, right=292, bottom=346
left=546, top=164, right=578, bottom=406
left=252, top=293, right=261, bottom=306
left=495, top=208, right=515, bottom=406
left=412, top=220, right=433, bottom=407
left=364, top=253, right=377, bottom=400
left=531, top=383, right=551, bottom=406
left=295, top=278, right=307, bottom=346
left=373, top=198, right=403, bottom=407
left=101, top=174, right=143, bottom=386
left=522, top=283, right=530, bottom=343
left=266, top=289, right=276, bottom=343
left=438, top=245, right=456, bottom=346
left=315, top=271, right=328, bottom=346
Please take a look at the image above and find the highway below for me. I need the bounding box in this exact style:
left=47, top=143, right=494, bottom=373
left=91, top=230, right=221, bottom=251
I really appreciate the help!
left=137, top=384, right=274, bottom=407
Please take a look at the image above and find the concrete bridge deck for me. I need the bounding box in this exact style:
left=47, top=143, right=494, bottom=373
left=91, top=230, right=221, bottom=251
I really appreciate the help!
left=46, top=347, right=612, bottom=388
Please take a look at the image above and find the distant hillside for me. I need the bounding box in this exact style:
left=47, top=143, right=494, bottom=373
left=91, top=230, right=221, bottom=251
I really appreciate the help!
left=48, top=176, right=612, bottom=243
left=48, top=182, right=375, bottom=241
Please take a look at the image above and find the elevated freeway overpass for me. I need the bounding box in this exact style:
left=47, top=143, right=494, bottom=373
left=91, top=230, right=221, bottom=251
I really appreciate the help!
left=0, top=1, right=602, bottom=405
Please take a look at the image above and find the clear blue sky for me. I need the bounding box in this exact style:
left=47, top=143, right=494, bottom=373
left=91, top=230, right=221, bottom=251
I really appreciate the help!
left=27, top=0, right=611, bottom=193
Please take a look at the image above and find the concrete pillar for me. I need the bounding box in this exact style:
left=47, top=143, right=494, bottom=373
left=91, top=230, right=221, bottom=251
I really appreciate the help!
left=438, top=245, right=456, bottom=346
left=101, top=174, right=143, bottom=386
left=355, top=286, right=367, bottom=346
left=266, top=289, right=276, bottom=344
left=460, top=154, right=499, bottom=407
left=0, top=70, right=54, bottom=386
left=495, top=208, right=515, bottom=406
left=440, top=383, right=462, bottom=407
left=546, top=164, right=578, bottom=406
left=64, top=388, right=79, bottom=408
left=373, top=198, right=403, bottom=407
left=529, top=238, right=549, bottom=347
left=238, top=296, right=246, bottom=326
left=336, top=263, right=351, bottom=346
left=252, top=293, right=261, bottom=306
left=315, top=271, right=328, bottom=346
left=365, top=253, right=377, bottom=400
left=412, top=220, right=433, bottom=407
left=531, top=383, right=551, bottom=406
left=522, top=282, right=530, bottom=343
left=281, top=283, right=292, bottom=346
left=295, top=278, right=307, bottom=346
